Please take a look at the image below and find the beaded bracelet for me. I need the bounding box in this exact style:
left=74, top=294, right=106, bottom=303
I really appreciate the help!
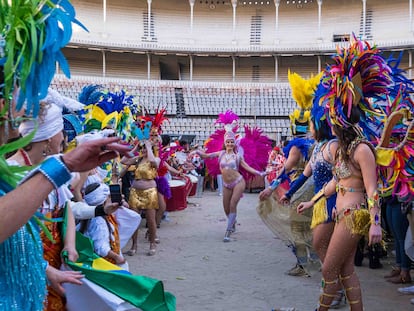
left=268, top=179, right=280, bottom=191
left=370, top=212, right=381, bottom=226
left=20, top=155, right=72, bottom=189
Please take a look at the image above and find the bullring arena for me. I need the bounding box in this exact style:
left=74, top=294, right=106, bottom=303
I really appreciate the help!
left=57, top=1, right=414, bottom=310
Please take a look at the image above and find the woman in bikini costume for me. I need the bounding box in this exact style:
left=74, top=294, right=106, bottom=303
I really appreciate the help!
left=191, top=130, right=266, bottom=242
left=281, top=80, right=348, bottom=307
left=298, top=105, right=382, bottom=311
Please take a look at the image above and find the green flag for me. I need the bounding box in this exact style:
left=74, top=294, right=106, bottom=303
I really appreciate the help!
left=63, top=231, right=176, bottom=311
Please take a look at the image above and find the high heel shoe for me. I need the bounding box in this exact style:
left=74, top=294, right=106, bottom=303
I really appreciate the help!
left=384, top=267, right=401, bottom=278
left=148, top=243, right=156, bottom=256
left=330, top=290, right=347, bottom=309
left=146, top=230, right=160, bottom=244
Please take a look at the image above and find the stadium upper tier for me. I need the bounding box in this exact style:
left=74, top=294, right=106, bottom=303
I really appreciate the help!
left=70, top=0, right=414, bottom=53
left=51, top=74, right=292, bottom=145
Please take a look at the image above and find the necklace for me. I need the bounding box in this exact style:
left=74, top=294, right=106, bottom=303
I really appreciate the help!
left=224, top=152, right=235, bottom=161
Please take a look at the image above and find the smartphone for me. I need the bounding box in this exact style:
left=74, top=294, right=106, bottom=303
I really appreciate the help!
left=109, top=184, right=122, bottom=204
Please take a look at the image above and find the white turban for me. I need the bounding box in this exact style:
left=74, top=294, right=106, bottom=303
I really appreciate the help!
left=84, top=183, right=110, bottom=206
left=19, top=88, right=84, bottom=142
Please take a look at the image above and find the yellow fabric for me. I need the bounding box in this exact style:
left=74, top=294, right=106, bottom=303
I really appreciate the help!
left=101, top=111, right=119, bottom=129
left=311, top=197, right=328, bottom=229
left=89, top=105, right=106, bottom=122
left=376, top=148, right=395, bottom=166
left=91, top=257, right=123, bottom=271
left=128, top=187, right=159, bottom=211
left=134, top=161, right=157, bottom=180
left=336, top=207, right=370, bottom=236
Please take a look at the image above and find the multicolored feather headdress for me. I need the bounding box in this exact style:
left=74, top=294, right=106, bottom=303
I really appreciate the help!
left=321, top=35, right=414, bottom=200
left=311, top=71, right=334, bottom=140
left=0, top=0, right=84, bottom=189
left=323, top=34, right=393, bottom=130
left=138, top=108, right=169, bottom=136
left=288, top=70, right=323, bottom=135
left=80, top=88, right=137, bottom=141
left=0, top=0, right=87, bottom=118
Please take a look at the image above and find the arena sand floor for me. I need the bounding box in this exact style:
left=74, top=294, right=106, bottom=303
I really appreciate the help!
left=125, top=190, right=410, bottom=311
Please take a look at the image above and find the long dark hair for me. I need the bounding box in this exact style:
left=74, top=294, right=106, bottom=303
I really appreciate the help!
left=312, top=118, right=334, bottom=142
left=333, top=105, right=361, bottom=163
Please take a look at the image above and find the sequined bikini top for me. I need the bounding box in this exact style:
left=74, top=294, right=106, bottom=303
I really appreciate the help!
left=134, top=161, right=157, bottom=180
left=219, top=151, right=240, bottom=171
left=334, top=137, right=366, bottom=181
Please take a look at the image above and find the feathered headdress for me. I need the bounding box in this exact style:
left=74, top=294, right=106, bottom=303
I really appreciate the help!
left=324, top=34, right=393, bottom=129
left=139, top=108, right=169, bottom=136
left=288, top=70, right=323, bottom=135
left=80, top=89, right=136, bottom=141
left=0, top=0, right=85, bottom=190
left=311, top=71, right=334, bottom=140
left=322, top=35, right=414, bottom=200
left=0, top=0, right=87, bottom=118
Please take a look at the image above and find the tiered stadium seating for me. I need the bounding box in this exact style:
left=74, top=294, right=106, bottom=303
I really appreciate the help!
left=51, top=75, right=294, bottom=146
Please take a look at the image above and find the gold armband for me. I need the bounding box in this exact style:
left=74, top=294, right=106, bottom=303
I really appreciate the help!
left=367, top=191, right=380, bottom=210
left=311, top=188, right=325, bottom=204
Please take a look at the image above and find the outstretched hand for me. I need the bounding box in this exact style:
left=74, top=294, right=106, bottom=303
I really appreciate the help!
left=297, top=201, right=314, bottom=214
left=46, top=266, right=83, bottom=296
left=62, top=137, right=133, bottom=172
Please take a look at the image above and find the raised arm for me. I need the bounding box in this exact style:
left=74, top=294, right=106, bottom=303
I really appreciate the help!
left=190, top=149, right=221, bottom=159
left=0, top=137, right=132, bottom=243
left=239, top=157, right=266, bottom=177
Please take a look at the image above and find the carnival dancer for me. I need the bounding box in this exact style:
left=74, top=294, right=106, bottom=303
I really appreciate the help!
left=258, top=70, right=321, bottom=277
left=122, top=136, right=160, bottom=256
left=191, top=111, right=270, bottom=242
left=140, top=108, right=171, bottom=229
left=280, top=78, right=346, bottom=307
left=295, top=36, right=414, bottom=310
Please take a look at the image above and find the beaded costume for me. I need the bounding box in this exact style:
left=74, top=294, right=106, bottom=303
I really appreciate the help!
left=332, top=139, right=373, bottom=237
left=309, top=140, right=336, bottom=228
left=128, top=161, right=159, bottom=211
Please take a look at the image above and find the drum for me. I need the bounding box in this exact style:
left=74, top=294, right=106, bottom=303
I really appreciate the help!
left=187, top=174, right=198, bottom=197
left=166, top=180, right=187, bottom=211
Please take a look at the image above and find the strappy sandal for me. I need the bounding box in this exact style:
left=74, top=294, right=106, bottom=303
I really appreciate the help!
left=384, top=267, right=401, bottom=279
left=146, top=230, right=160, bottom=244
left=387, top=274, right=412, bottom=284
left=148, top=243, right=156, bottom=256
